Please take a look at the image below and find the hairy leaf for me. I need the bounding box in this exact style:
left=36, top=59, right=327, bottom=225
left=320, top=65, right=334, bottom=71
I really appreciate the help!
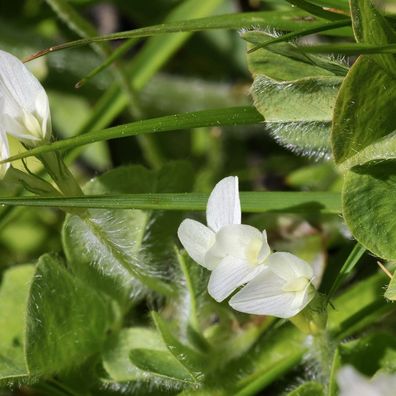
left=331, top=57, right=396, bottom=166
left=25, top=254, right=115, bottom=375
left=63, top=163, right=193, bottom=303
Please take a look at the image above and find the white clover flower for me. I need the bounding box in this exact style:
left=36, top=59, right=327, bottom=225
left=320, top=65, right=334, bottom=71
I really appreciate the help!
left=177, top=176, right=316, bottom=318
left=337, top=366, right=396, bottom=396
left=177, top=176, right=271, bottom=302
left=0, top=50, right=51, bottom=144
left=0, top=132, right=9, bottom=179
left=229, top=252, right=315, bottom=318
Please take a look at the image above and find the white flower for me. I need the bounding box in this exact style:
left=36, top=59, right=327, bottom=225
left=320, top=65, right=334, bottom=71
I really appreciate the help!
left=177, top=176, right=316, bottom=318
left=337, top=366, right=396, bottom=396
left=0, top=50, right=51, bottom=144
left=229, top=252, right=315, bottom=318
left=0, top=132, right=9, bottom=179
left=177, top=176, right=271, bottom=302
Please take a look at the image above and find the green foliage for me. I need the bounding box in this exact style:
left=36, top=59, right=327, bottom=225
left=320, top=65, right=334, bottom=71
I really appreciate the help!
left=0, top=265, right=34, bottom=382
left=63, top=163, right=194, bottom=301
left=25, top=254, right=115, bottom=375
left=332, top=57, right=396, bottom=166
left=244, top=30, right=345, bottom=158
left=287, top=382, right=324, bottom=396
left=1, top=0, right=396, bottom=395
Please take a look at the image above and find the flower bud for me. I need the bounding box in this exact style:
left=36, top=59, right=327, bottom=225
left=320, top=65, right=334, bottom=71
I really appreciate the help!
left=0, top=50, right=51, bottom=145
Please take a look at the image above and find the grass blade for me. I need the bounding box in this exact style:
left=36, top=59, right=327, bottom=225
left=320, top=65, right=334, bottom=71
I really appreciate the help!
left=0, top=191, right=341, bottom=213
left=25, top=9, right=350, bottom=62
left=285, top=0, right=349, bottom=21
left=1, top=107, right=263, bottom=163
left=326, top=243, right=366, bottom=303
left=248, top=19, right=351, bottom=54
left=297, top=42, right=396, bottom=54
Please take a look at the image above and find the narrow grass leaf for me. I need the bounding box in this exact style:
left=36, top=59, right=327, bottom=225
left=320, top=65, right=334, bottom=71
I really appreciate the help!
left=0, top=191, right=341, bottom=213
left=326, top=243, right=366, bottom=303
left=1, top=107, right=263, bottom=164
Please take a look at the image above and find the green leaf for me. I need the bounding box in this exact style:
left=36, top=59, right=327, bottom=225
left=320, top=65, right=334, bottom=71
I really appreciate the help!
left=0, top=191, right=342, bottom=213
left=350, top=0, right=396, bottom=76
left=338, top=332, right=396, bottom=376
left=384, top=271, right=396, bottom=300
left=25, top=254, right=115, bottom=375
left=0, top=265, right=34, bottom=382
left=176, top=247, right=207, bottom=333
left=251, top=75, right=342, bottom=158
left=130, top=349, right=196, bottom=384
left=253, top=76, right=342, bottom=122
left=286, top=382, right=324, bottom=396
left=63, top=163, right=193, bottom=303
left=102, top=327, right=167, bottom=382
left=1, top=107, right=263, bottom=164
left=244, top=31, right=348, bottom=80
left=326, top=243, right=366, bottom=302
left=342, top=161, right=396, bottom=260
left=152, top=312, right=206, bottom=376
left=331, top=57, right=396, bottom=166
left=102, top=326, right=198, bottom=387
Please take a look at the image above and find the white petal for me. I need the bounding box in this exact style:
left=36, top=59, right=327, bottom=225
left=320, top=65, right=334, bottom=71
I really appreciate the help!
left=207, top=256, right=260, bottom=302
left=177, top=219, right=215, bottom=269
left=205, top=224, right=266, bottom=268
left=0, top=132, right=9, bottom=179
left=266, top=252, right=314, bottom=283
left=229, top=268, right=311, bottom=318
left=311, top=252, right=326, bottom=289
left=337, top=366, right=384, bottom=396
left=206, top=176, right=241, bottom=232
left=0, top=50, right=50, bottom=141
left=258, top=230, right=271, bottom=262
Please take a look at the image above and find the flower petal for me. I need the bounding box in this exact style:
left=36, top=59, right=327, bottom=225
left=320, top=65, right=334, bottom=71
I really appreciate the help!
left=177, top=219, right=215, bottom=269
left=337, top=366, right=385, bottom=396
left=0, top=132, right=9, bottom=179
left=205, top=224, right=265, bottom=268
left=207, top=256, right=261, bottom=302
left=265, top=252, right=314, bottom=283
left=206, top=176, right=241, bottom=232
left=229, top=268, right=310, bottom=318
left=258, top=230, right=271, bottom=262
left=0, top=50, right=50, bottom=141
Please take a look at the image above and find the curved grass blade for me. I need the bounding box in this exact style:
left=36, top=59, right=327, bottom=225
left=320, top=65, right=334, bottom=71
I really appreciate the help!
left=286, top=0, right=349, bottom=21
left=0, top=107, right=263, bottom=164
left=24, top=10, right=349, bottom=62
left=326, top=243, right=366, bottom=304
left=69, top=0, right=224, bottom=139
left=0, top=191, right=341, bottom=214
left=308, top=0, right=349, bottom=11
left=248, top=18, right=351, bottom=54
left=76, top=38, right=138, bottom=88
left=296, top=42, right=396, bottom=54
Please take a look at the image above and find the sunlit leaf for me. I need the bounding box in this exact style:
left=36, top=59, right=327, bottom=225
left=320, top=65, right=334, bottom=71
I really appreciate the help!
left=25, top=254, right=115, bottom=375
left=331, top=57, right=396, bottom=166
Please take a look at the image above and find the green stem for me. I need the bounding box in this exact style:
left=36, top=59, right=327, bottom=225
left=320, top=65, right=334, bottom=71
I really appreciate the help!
left=38, top=151, right=83, bottom=196
left=312, top=329, right=335, bottom=390
left=6, top=166, right=60, bottom=196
